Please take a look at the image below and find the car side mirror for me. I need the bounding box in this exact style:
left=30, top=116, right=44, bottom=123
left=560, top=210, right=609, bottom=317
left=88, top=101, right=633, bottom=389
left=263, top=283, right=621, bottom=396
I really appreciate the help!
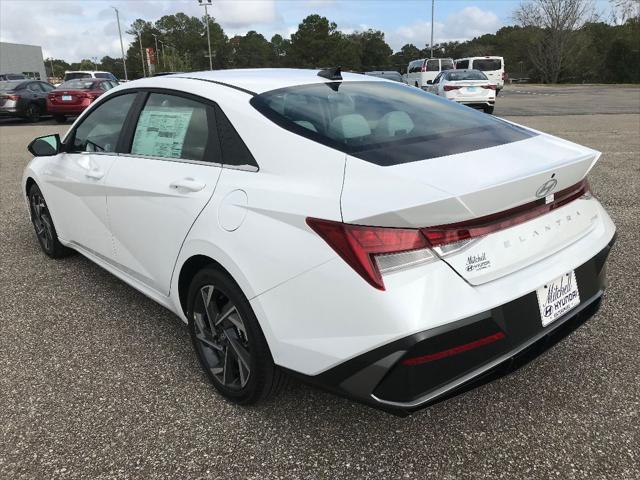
left=28, top=134, right=61, bottom=157
left=426, top=80, right=433, bottom=85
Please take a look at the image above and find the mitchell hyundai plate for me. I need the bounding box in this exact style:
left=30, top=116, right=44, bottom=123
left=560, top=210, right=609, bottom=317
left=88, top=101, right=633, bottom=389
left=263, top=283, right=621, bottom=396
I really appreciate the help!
left=537, top=271, right=581, bottom=327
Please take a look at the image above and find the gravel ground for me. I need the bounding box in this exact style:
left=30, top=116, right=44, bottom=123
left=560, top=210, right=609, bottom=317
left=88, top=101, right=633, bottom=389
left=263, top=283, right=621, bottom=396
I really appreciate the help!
left=1, top=109, right=639, bottom=479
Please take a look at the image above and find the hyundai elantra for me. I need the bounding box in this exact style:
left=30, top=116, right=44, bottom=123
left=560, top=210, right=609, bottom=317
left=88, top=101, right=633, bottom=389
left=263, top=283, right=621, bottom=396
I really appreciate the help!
left=22, top=68, right=616, bottom=413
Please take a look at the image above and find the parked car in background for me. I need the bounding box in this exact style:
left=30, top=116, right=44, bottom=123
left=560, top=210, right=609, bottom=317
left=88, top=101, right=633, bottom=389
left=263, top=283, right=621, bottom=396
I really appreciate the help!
left=47, top=78, right=118, bottom=122
left=454, top=57, right=505, bottom=93
left=363, top=71, right=403, bottom=82
left=0, top=79, right=54, bottom=121
left=406, top=58, right=454, bottom=89
left=0, top=73, right=27, bottom=81
left=426, top=69, right=496, bottom=114
left=63, top=71, right=118, bottom=82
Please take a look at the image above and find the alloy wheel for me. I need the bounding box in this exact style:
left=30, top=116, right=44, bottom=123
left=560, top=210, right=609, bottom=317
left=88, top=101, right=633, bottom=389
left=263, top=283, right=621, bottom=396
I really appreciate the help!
left=30, top=190, right=54, bottom=251
left=192, top=285, right=251, bottom=390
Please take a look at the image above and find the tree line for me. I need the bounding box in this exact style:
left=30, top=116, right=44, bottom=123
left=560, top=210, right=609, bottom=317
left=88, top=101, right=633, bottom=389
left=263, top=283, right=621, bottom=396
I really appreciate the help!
left=46, top=1, right=639, bottom=84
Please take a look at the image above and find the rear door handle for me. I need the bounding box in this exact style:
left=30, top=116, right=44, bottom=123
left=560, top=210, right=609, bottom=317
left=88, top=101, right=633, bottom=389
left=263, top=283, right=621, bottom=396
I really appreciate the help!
left=85, top=169, right=104, bottom=180
left=169, top=178, right=206, bottom=192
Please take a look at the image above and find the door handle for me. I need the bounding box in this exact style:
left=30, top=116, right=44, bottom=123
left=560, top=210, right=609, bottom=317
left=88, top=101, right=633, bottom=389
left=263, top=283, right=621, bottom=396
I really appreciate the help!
left=169, top=178, right=206, bottom=192
left=85, top=169, right=105, bottom=180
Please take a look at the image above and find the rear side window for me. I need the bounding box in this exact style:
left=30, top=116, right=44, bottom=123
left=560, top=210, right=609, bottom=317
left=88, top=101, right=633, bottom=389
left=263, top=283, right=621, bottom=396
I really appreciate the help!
left=215, top=105, right=258, bottom=168
left=131, top=93, right=213, bottom=162
left=456, top=60, right=469, bottom=69
left=69, top=93, right=136, bottom=153
left=473, top=59, right=502, bottom=71
left=251, top=81, right=534, bottom=166
left=26, top=83, right=44, bottom=92
left=441, top=59, right=454, bottom=71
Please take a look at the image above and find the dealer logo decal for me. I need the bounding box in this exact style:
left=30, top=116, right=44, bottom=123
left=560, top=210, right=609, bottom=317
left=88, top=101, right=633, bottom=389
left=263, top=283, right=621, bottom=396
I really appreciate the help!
left=465, top=252, right=491, bottom=272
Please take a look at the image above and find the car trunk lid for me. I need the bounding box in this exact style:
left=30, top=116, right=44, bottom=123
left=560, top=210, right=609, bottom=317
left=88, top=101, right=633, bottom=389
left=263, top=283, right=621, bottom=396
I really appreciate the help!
left=341, top=132, right=600, bottom=284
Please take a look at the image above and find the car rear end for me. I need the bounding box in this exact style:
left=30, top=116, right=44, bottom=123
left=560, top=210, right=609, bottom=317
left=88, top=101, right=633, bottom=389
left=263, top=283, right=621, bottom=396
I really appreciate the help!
left=249, top=78, right=616, bottom=413
left=443, top=79, right=496, bottom=109
left=0, top=84, right=20, bottom=117
left=471, top=57, right=504, bottom=91
left=47, top=80, right=103, bottom=116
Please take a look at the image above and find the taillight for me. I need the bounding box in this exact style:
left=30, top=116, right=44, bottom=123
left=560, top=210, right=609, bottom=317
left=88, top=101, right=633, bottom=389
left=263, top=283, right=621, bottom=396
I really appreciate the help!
left=306, top=218, right=434, bottom=290
left=421, top=63, right=427, bottom=72
left=481, top=84, right=497, bottom=90
left=0, top=94, right=19, bottom=101
left=502, top=72, right=505, bottom=80
left=307, top=180, right=590, bottom=289
left=421, top=180, right=591, bottom=248
left=443, top=85, right=461, bottom=91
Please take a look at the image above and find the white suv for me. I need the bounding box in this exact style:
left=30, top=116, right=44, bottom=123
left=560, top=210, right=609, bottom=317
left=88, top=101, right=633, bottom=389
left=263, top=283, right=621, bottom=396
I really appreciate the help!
left=23, top=68, right=616, bottom=413
left=406, top=58, right=454, bottom=89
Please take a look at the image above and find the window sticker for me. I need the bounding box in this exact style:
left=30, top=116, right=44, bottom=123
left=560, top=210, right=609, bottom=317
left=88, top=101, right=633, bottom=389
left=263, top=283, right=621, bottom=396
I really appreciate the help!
left=132, top=107, right=194, bottom=158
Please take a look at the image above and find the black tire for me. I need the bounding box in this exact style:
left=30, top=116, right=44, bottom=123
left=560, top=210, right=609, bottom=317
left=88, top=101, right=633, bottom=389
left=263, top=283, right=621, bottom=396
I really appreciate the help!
left=484, top=105, right=495, bottom=114
left=53, top=114, right=66, bottom=123
left=28, top=183, right=73, bottom=258
left=24, top=103, right=41, bottom=122
left=187, top=266, right=287, bottom=405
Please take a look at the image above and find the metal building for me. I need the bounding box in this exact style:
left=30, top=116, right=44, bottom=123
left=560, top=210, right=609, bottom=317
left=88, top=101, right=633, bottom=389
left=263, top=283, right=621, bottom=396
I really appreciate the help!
left=0, top=42, right=47, bottom=80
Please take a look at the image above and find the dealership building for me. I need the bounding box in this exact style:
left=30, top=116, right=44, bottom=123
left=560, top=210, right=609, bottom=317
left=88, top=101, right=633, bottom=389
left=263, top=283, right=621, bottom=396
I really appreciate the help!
left=0, top=41, right=47, bottom=80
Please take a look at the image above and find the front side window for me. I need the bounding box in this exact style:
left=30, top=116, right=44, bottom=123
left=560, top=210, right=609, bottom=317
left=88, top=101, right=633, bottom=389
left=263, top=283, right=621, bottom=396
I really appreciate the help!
left=251, top=81, right=535, bottom=166
left=69, top=93, right=136, bottom=153
left=473, top=59, right=502, bottom=71
left=131, top=93, right=212, bottom=162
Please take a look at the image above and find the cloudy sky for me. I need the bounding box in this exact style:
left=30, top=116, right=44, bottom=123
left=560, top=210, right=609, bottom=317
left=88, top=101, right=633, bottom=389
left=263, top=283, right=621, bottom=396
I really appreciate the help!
left=0, top=0, right=606, bottom=62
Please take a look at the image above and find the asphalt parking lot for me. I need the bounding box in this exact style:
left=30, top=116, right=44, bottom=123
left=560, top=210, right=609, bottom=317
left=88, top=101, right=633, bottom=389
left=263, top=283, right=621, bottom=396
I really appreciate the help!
left=1, top=85, right=639, bottom=479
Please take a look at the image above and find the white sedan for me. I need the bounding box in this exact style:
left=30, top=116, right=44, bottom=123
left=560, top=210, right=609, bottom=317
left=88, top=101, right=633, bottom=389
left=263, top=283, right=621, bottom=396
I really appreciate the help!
left=22, top=68, right=616, bottom=413
left=426, top=69, right=496, bottom=113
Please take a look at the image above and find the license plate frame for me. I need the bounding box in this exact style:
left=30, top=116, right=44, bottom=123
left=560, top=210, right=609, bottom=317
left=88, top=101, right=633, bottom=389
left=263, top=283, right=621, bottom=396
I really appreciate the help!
left=536, top=271, right=581, bottom=327
left=62, top=95, right=72, bottom=101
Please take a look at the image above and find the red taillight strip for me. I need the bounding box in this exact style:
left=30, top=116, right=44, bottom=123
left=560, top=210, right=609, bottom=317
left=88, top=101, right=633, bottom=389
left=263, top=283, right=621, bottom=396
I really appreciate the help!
left=401, top=331, right=506, bottom=366
left=422, top=179, right=590, bottom=247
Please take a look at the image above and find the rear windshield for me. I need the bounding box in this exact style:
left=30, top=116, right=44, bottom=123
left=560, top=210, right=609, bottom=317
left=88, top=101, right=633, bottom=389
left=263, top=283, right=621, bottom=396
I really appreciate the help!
left=94, top=73, right=116, bottom=80
left=473, top=59, right=502, bottom=71
left=441, top=59, right=454, bottom=71
left=0, top=81, right=21, bottom=91
left=58, top=80, right=97, bottom=90
left=446, top=70, right=488, bottom=81
left=64, top=72, right=91, bottom=81
left=251, top=81, right=534, bottom=165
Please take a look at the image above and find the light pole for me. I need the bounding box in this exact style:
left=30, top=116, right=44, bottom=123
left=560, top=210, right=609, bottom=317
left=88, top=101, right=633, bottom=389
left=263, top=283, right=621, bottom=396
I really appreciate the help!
left=152, top=34, right=160, bottom=72
left=198, top=0, right=213, bottom=70
left=111, top=6, right=128, bottom=80
left=430, top=0, right=435, bottom=59
left=138, top=30, right=146, bottom=77
left=48, top=58, right=55, bottom=80
left=159, top=40, right=165, bottom=69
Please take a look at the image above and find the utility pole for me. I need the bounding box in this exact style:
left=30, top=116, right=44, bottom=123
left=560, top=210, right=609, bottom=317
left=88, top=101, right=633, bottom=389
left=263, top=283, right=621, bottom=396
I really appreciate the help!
left=49, top=58, right=55, bottom=80
left=159, top=40, right=165, bottom=69
left=198, top=0, right=213, bottom=70
left=111, top=6, right=128, bottom=80
left=152, top=34, right=160, bottom=71
left=430, top=0, right=435, bottom=59
left=138, top=31, right=146, bottom=77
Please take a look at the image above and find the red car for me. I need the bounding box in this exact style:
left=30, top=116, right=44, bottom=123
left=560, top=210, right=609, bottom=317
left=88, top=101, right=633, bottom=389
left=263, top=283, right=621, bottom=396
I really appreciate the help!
left=47, top=79, right=118, bottom=122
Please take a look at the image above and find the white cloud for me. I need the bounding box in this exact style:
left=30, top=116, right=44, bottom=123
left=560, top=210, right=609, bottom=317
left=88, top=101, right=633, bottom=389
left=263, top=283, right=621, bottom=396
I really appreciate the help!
left=388, top=6, right=501, bottom=50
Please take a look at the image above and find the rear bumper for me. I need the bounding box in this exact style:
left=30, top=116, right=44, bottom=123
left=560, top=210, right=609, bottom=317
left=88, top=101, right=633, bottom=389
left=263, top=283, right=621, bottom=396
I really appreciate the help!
left=291, top=234, right=616, bottom=414
left=46, top=103, right=88, bottom=115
